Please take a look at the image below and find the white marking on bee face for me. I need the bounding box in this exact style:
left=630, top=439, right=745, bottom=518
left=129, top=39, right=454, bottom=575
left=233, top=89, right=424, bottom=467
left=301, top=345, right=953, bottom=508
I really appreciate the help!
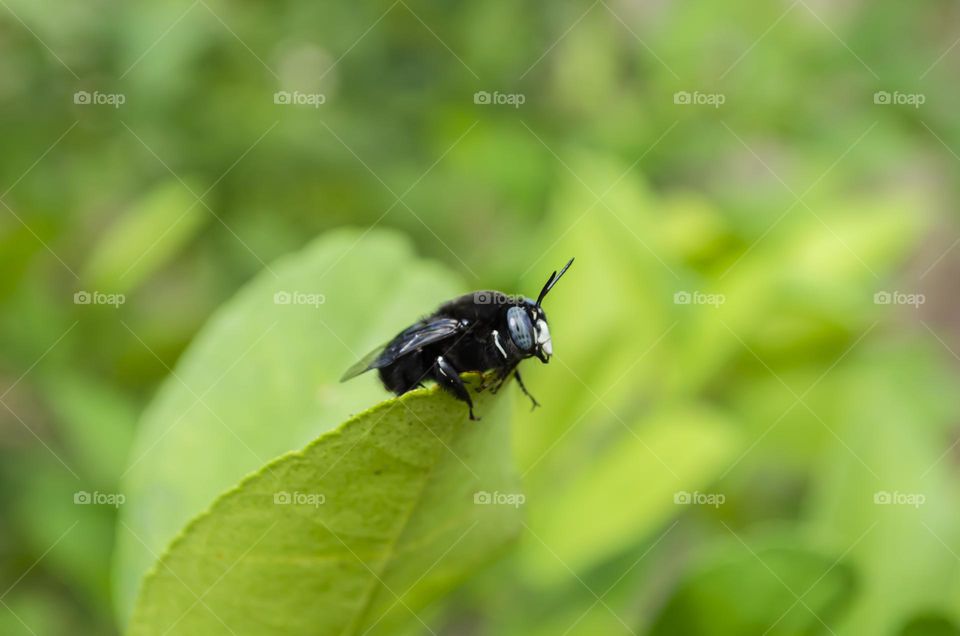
left=492, top=330, right=508, bottom=359
left=535, top=319, right=552, bottom=355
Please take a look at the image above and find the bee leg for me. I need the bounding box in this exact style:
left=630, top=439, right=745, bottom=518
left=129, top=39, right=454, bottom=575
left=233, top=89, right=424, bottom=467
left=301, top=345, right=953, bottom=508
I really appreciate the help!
left=514, top=369, right=540, bottom=410
left=477, top=369, right=501, bottom=392
left=488, top=365, right=513, bottom=395
left=434, top=356, right=477, bottom=421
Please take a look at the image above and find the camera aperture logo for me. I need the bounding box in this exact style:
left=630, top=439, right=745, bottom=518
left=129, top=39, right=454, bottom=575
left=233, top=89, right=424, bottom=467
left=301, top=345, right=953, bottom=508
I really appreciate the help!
left=273, top=491, right=325, bottom=507
left=674, top=290, right=725, bottom=307
left=674, top=490, right=725, bottom=508
left=74, top=90, right=126, bottom=108
left=273, top=290, right=326, bottom=308
left=673, top=91, right=725, bottom=108
left=274, top=91, right=326, bottom=108
left=473, top=90, right=525, bottom=108
left=873, top=290, right=924, bottom=308
left=473, top=490, right=525, bottom=508
left=874, top=490, right=925, bottom=508
left=74, top=290, right=125, bottom=308
left=873, top=91, right=925, bottom=108
left=74, top=491, right=125, bottom=508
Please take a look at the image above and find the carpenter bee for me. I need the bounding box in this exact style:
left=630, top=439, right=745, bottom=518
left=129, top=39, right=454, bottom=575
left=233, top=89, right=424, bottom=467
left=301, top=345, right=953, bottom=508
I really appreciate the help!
left=340, top=258, right=574, bottom=420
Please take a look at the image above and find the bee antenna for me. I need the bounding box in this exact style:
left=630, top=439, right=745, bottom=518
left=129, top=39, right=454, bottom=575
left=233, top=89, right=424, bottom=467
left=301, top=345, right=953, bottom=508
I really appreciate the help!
left=536, top=257, right=575, bottom=306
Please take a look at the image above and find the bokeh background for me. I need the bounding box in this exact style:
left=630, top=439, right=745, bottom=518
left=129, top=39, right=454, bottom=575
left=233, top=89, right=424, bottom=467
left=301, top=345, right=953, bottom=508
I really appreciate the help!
left=2, top=0, right=960, bottom=634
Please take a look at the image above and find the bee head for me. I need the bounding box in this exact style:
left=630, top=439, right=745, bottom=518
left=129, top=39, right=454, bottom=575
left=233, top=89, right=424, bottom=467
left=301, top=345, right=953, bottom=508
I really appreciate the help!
left=505, top=258, right=573, bottom=364
left=506, top=303, right=552, bottom=362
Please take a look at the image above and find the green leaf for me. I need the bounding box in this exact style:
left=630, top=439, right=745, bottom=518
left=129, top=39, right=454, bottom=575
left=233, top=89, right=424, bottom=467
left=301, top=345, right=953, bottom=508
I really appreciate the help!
left=898, top=613, right=960, bottom=636
left=521, top=405, right=742, bottom=584
left=114, top=229, right=466, bottom=620
left=43, top=374, right=137, bottom=488
left=649, top=542, right=857, bottom=636
left=807, top=341, right=960, bottom=635
left=675, top=192, right=929, bottom=393
left=128, top=377, right=519, bottom=636
left=83, top=180, right=206, bottom=293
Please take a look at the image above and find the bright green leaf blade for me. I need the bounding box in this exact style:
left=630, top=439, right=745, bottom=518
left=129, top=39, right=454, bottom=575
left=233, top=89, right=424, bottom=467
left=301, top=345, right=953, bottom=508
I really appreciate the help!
left=114, top=229, right=465, bottom=621
left=522, top=405, right=742, bottom=584
left=128, top=378, right=520, bottom=636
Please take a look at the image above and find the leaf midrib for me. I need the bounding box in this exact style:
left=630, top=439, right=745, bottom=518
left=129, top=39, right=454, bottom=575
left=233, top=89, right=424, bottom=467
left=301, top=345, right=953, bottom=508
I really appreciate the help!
left=340, top=408, right=459, bottom=636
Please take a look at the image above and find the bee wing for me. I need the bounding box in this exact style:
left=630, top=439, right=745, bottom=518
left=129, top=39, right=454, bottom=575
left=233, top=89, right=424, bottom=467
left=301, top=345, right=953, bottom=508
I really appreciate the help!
left=390, top=317, right=463, bottom=358
left=339, top=344, right=389, bottom=382
left=339, top=317, right=463, bottom=382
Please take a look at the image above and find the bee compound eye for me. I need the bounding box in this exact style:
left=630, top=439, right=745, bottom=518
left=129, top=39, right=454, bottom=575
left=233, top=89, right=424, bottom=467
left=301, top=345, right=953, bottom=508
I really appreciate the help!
left=506, top=306, right=535, bottom=351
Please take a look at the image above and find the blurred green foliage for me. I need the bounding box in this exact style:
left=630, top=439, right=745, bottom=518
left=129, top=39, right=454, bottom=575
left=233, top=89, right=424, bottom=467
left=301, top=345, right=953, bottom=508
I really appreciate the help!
left=2, top=0, right=960, bottom=633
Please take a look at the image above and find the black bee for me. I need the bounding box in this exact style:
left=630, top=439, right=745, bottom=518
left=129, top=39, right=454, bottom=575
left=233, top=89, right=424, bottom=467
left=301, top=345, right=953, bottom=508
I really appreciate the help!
left=340, top=258, right=574, bottom=420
